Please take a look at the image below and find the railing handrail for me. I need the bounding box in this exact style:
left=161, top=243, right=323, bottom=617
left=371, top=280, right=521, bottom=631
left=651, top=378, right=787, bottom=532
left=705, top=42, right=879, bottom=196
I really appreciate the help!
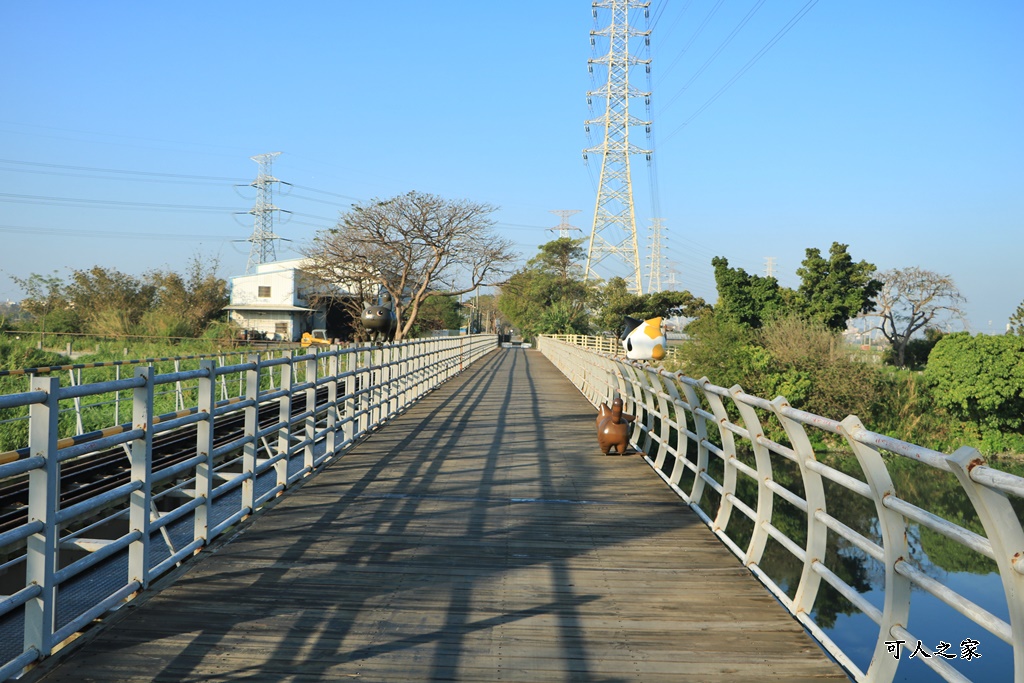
left=537, top=334, right=1024, bottom=683
left=0, top=334, right=497, bottom=681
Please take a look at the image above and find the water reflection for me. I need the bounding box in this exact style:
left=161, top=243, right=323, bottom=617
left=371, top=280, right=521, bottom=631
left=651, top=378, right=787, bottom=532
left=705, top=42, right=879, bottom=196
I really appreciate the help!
left=670, top=451, right=1022, bottom=682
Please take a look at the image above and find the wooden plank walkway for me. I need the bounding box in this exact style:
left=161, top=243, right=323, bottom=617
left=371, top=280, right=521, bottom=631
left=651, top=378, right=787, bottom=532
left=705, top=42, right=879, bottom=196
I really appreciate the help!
left=31, top=348, right=848, bottom=682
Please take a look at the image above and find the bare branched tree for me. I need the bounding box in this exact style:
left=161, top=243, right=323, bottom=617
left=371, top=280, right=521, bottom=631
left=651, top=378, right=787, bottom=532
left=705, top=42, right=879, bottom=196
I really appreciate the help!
left=301, top=275, right=376, bottom=343
left=302, top=191, right=517, bottom=340
left=873, top=267, right=967, bottom=367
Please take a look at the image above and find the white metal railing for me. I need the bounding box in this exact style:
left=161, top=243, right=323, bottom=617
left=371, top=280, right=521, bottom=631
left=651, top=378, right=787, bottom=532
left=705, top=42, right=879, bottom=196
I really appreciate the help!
left=548, top=333, right=683, bottom=360
left=0, top=348, right=311, bottom=447
left=538, top=334, right=1024, bottom=683
left=0, top=335, right=496, bottom=681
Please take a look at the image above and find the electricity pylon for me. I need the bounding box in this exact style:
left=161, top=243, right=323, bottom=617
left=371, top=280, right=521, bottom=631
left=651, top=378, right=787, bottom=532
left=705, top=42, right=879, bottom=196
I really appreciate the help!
left=548, top=209, right=583, bottom=239
left=245, top=152, right=284, bottom=273
left=584, top=0, right=651, bottom=294
left=645, top=217, right=664, bottom=293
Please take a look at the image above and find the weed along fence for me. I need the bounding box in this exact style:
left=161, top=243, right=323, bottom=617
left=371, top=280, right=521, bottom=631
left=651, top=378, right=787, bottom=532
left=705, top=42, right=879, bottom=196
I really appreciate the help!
left=0, top=334, right=496, bottom=681
left=0, top=348, right=323, bottom=452
left=538, top=334, right=1024, bottom=683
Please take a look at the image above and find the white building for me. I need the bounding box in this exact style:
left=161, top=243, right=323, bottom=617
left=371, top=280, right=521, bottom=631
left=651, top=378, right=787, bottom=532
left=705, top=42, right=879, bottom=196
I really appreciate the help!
left=224, top=259, right=327, bottom=342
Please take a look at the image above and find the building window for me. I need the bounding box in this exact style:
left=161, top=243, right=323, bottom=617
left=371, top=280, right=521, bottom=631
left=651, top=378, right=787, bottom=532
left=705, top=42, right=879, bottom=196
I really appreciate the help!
left=275, top=323, right=288, bottom=335
left=258, top=286, right=271, bottom=298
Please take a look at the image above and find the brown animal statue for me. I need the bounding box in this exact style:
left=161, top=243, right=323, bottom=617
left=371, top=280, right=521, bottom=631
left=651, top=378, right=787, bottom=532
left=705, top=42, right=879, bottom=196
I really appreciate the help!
left=596, top=397, right=635, bottom=455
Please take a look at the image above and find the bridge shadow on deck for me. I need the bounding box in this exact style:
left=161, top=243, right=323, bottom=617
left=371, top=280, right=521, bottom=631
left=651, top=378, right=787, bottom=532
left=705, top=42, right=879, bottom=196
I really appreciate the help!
left=32, top=349, right=847, bottom=683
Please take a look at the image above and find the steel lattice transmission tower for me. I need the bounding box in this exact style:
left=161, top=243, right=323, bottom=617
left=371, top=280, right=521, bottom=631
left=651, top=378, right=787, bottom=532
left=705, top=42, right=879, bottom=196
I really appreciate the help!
left=645, top=217, right=665, bottom=293
left=584, top=0, right=651, bottom=294
left=245, top=152, right=285, bottom=273
left=548, top=209, right=583, bottom=239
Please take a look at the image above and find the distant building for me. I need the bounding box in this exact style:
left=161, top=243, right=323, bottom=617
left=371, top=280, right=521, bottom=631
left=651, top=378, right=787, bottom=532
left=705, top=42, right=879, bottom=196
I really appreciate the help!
left=224, top=259, right=333, bottom=342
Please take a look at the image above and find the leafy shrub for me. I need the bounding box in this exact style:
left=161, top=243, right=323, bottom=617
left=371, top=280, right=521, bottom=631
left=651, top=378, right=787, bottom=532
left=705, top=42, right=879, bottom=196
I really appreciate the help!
left=925, top=333, right=1024, bottom=432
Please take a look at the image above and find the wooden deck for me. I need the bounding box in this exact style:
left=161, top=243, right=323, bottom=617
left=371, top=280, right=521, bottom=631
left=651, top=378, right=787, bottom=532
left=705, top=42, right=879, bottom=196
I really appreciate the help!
left=32, top=348, right=848, bottom=682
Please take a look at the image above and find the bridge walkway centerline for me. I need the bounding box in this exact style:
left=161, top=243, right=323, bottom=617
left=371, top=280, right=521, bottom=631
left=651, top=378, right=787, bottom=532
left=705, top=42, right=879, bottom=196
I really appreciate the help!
left=30, top=348, right=848, bottom=682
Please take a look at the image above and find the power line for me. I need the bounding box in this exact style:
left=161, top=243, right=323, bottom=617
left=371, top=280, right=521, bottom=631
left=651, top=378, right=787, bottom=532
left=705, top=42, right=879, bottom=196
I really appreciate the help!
left=657, top=0, right=766, bottom=116
left=0, top=157, right=246, bottom=182
left=654, top=0, right=725, bottom=86
left=663, top=0, right=820, bottom=142
left=649, top=0, right=693, bottom=42
left=0, top=224, right=238, bottom=241
left=0, top=166, right=244, bottom=187
left=0, top=192, right=241, bottom=213
left=287, top=183, right=362, bottom=201
left=284, top=193, right=355, bottom=208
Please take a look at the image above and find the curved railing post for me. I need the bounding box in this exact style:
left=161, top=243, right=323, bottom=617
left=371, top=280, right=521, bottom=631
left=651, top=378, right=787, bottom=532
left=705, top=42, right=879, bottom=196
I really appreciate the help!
left=770, top=396, right=827, bottom=623
left=840, top=415, right=910, bottom=683
left=597, top=354, right=619, bottom=406
left=728, top=385, right=773, bottom=567
left=646, top=370, right=673, bottom=469
left=633, top=367, right=661, bottom=456
left=701, top=379, right=737, bottom=534
left=615, top=361, right=648, bottom=452
left=947, top=446, right=1024, bottom=682
left=610, top=358, right=629, bottom=409
left=660, top=373, right=689, bottom=485
left=677, top=377, right=709, bottom=506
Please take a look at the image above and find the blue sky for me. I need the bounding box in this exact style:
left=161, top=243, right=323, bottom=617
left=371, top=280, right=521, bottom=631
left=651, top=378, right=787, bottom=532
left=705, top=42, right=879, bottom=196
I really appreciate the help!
left=1, top=1, right=1021, bottom=332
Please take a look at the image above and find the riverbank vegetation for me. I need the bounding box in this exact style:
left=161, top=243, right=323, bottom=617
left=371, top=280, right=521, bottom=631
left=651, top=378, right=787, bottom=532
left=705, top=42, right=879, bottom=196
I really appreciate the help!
left=498, top=239, right=1023, bottom=457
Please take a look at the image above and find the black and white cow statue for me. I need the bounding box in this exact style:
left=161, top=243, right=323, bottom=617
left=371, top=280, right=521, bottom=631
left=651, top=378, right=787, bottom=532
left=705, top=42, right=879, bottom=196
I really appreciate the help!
left=361, top=290, right=398, bottom=344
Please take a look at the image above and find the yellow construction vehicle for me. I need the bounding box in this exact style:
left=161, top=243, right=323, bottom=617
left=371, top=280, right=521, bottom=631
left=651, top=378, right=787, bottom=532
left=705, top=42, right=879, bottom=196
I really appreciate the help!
left=300, top=329, right=332, bottom=348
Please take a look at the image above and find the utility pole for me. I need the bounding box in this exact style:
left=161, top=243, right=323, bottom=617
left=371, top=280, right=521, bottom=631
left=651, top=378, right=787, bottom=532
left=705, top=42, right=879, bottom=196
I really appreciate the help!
left=584, top=0, right=651, bottom=294
left=646, top=217, right=664, bottom=293
left=547, top=209, right=583, bottom=239
left=764, top=256, right=777, bottom=279
left=245, top=152, right=285, bottom=273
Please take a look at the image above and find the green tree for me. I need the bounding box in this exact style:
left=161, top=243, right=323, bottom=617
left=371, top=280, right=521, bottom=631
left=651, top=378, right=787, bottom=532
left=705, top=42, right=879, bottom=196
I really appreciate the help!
left=1009, top=299, right=1024, bottom=335
left=9, top=271, right=79, bottom=334
left=591, top=278, right=635, bottom=334
left=672, top=312, right=767, bottom=389
left=65, top=266, right=155, bottom=336
left=532, top=237, right=586, bottom=281
left=472, top=293, right=503, bottom=334
left=147, top=255, right=230, bottom=337
left=13, top=260, right=230, bottom=341
left=592, top=277, right=708, bottom=335
left=796, top=242, right=881, bottom=330
left=925, top=332, right=1024, bottom=432
left=409, top=295, right=464, bottom=336
left=711, top=256, right=792, bottom=329
left=497, top=239, right=594, bottom=339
